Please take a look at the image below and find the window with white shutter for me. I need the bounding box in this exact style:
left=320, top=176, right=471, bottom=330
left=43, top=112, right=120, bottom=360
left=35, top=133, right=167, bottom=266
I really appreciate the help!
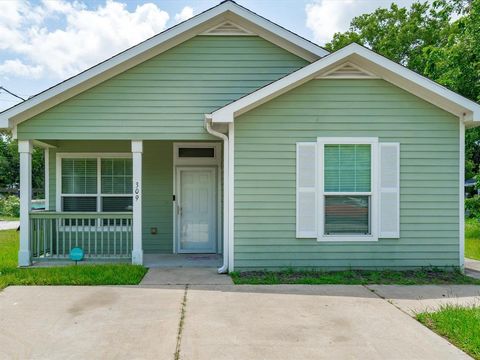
left=296, top=143, right=317, bottom=238
left=296, top=138, right=399, bottom=242
left=378, top=143, right=400, bottom=238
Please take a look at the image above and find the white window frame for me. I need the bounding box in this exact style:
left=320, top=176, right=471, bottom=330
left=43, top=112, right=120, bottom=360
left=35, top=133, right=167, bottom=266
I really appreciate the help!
left=317, top=137, right=379, bottom=242
left=56, top=153, right=133, bottom=213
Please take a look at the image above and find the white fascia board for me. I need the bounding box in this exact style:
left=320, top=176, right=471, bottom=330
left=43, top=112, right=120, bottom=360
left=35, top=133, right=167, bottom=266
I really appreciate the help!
left=0, top=1, right=328, bottom=129
left=210, top=43, right=480, bottom=125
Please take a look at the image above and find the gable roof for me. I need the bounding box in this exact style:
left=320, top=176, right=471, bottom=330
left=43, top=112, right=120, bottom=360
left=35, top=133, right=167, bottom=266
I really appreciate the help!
left=0, top=0, right=328, bottom=130
left=207, top=43, right=480, bottom=128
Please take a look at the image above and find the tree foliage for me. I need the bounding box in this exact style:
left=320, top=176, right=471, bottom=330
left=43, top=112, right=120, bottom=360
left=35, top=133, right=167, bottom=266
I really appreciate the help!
left=326, top=0, right=480, bottom=177
left=0, top=130, right=44, bottom=193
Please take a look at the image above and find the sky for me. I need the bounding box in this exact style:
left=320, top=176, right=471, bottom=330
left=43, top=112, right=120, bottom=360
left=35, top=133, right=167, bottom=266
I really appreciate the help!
left=0, top=0, right=424, bottom=111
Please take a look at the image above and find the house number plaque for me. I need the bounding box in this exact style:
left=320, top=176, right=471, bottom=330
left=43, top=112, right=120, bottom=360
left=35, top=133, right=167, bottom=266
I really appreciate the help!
left=135, top=181, right=140, bottom=201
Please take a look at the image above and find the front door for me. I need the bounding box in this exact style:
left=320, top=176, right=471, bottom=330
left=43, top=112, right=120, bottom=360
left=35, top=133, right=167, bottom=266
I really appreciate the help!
left=176, top=167, right=216, bottom=253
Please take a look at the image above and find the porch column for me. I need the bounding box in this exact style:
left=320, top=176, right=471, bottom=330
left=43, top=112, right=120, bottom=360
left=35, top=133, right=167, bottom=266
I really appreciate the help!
left=131, top=140, right=143, bottom=265
left=18, top=140, right=32, bottom=266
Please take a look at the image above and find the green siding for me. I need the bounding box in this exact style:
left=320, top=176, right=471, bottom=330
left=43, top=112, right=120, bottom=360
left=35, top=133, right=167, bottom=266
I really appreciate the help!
left=46, top=140, right=177, bottom=253
left=234, top=79, right=460, bottom=270
left=17, top=36, right=308, bottom=140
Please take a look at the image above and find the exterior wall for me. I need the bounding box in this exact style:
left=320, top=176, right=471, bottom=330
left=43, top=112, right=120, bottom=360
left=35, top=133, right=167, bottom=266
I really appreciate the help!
left=234, top=79, right=460, bottom=270
left=17, top=36, right=308, bottom=140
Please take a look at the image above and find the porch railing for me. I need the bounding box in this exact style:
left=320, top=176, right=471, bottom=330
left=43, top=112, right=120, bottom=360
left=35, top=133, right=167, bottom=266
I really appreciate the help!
left=29, top=211, right=133, bottom=260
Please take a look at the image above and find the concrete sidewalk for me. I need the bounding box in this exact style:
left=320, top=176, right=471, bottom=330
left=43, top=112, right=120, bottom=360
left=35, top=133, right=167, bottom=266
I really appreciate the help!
left=0, top=221, right=19, bottom=231
left=0, top=284, right=473, bottom=360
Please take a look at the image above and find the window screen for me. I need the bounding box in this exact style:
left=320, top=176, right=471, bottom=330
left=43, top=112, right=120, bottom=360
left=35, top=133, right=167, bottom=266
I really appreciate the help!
left=324, top=196, right=370, bottom=235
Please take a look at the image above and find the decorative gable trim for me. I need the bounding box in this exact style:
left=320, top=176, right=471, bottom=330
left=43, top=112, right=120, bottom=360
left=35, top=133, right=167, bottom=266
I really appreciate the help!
left=0, top=0, right=329, bottom=130
left=201, top=21, right=255, bottom=36
left=317, top=62, right=378, bottom=79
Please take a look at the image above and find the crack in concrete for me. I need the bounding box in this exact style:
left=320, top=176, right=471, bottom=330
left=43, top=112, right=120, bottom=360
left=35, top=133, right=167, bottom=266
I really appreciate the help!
left=174, top=285, right=189, bottom=360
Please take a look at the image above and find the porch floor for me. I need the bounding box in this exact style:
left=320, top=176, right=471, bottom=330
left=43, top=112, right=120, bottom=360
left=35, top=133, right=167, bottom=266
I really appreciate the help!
left=144, top=253, right=222, bottom=268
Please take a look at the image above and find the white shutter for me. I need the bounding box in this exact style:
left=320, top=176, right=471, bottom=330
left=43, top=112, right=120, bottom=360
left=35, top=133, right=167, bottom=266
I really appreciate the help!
left=379, top=143, right=400, bottom=238
left=296, top=142, right=317, bottom=238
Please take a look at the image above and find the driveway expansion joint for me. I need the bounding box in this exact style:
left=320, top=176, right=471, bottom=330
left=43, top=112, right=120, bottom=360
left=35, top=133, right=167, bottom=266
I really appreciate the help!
left=174, top=285, right=189, bottom=360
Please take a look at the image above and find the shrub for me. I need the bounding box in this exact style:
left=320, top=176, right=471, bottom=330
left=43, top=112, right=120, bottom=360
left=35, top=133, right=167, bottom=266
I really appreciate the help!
left=466, top=196, right=480, bottom=219
left=0, top=195, right=20, bottom=218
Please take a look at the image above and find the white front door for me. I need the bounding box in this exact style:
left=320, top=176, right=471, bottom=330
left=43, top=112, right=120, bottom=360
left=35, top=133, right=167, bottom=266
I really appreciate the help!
left=176, top=167, right=216, bottom=253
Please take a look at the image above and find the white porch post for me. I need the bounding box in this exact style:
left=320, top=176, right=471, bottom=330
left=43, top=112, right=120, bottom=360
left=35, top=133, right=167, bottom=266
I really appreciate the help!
left=131, top=140, right=143, bottom=265
left=18, top=140, right=32, bottom=266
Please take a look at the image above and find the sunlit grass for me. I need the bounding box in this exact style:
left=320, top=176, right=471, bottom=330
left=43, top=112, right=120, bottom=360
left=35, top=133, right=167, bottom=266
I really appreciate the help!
left=417, top=305, right=480, bottom=359
left=0, top=230, right=147, bottom=290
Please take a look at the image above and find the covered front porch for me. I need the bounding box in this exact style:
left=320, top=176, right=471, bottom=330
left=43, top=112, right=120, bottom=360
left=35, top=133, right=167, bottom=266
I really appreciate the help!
left=18, top=139, right=225, bottom=267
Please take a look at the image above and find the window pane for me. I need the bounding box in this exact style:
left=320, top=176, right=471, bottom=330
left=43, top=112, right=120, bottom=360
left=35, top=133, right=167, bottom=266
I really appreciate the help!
left=63, top=197, right=97, bottom=212
left=101, top=158, right=132, bottom=194
left=62, top=158, right=97, bottom=194
left=324, top=144, right=371, bottom=192
left=178, top=147, right=215, bottom=158
left=324, top=196, right=370, bottom=235
left=102, top=197, right=133, bottom=212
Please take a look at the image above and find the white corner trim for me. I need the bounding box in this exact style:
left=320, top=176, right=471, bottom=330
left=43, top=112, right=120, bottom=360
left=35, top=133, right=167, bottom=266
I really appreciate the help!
left=44, top=148, right=49, bottom=211
left=0, top=1, right=328, bottom=130
left=460, top=120, right=465, bottom=270
left=209, top=43, right=480, bottom=125
left=228, top=122, right=234, bottom=272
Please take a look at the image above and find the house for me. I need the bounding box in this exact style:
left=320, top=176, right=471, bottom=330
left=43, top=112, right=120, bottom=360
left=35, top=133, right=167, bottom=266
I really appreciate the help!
left=1, top=1, right=479, bottom=272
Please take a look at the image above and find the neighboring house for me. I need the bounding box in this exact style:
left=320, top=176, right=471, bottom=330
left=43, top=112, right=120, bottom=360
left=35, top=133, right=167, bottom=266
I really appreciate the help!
left=1, top=1, right=479, bottom=272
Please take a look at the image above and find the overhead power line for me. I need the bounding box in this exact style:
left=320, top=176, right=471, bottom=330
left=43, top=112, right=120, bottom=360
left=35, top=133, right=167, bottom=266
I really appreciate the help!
left=0, top=86, right=25, bottom=101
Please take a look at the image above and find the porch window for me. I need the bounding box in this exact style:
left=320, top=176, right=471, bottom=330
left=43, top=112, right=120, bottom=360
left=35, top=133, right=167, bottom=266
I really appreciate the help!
left=60, top=157, right=133, bottom=213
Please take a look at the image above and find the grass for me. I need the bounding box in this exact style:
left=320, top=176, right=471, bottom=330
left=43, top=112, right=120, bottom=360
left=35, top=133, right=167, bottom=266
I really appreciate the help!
left=466, top=218, right=480, bottom=260
left=417, top=305, right=480, bottom=359
left=0, top=230, right=147, bottom=290
left=230, top=268, right=480, bottom=285
left=0, top=216, right=19, bottom=221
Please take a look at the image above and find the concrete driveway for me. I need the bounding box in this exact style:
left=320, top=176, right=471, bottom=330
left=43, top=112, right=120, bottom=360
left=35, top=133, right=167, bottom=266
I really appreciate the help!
left=0, top=283, right=474, bottom=360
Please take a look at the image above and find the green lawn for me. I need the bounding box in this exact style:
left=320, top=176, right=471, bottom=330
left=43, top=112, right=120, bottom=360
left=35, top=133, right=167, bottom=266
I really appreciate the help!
left=0, top=216, right=19, bottom=221
left=0, top=230, right=147, bottom=290
left=466, top=218, right=480, bottom=260
left=417, top=305, right=480, bottom=360
left=230, top=268, right=480, bottom=285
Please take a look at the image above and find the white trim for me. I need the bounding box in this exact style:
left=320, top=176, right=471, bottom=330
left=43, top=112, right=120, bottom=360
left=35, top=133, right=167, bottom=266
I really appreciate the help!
left=460, top=121, right=465, bottom=270
left=173, top=142, right=221, bottom=166
left=317, top=61, right=379, bottom=79
left=201, top=20, right=255, bottom=36
left=172, top=142, right=222, bottom=256
left=131, top=140, right=143, bottom=265
left=0, top=1, right=328, bottom=130
left=175, top=166, right=217, bottom=254
left=228, top=122, right=235, bottom=271
left=55, top=152, right=134, bottom=214
left=44, top=148, right=49, bottom=211
left=208, top=43, right=480, bottom=126
left=204, top=119, right=230, bottom=273
left=18, top=140, right=32, bottom=266
left=317, top=137, right=378, bottom=242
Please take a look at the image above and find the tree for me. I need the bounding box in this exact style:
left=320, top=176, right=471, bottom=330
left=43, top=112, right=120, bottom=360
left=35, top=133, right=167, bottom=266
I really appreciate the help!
left=326, top=0, right=480, bottom=177
left=0, top=130, right=44, bottom=196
